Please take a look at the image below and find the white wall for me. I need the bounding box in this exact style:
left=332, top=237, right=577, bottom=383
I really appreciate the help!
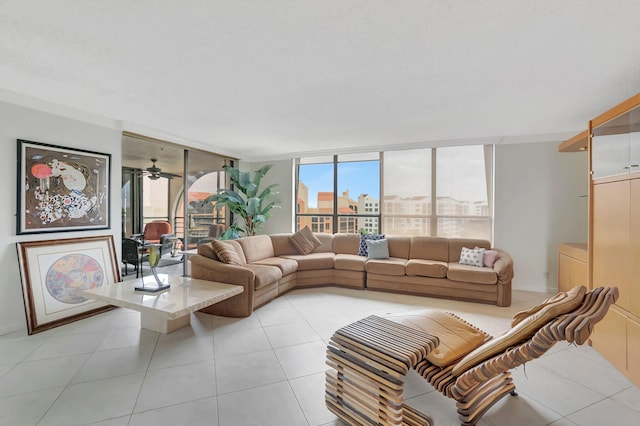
left=239, top=159, right=295, bottom=235
left=0, top=100, right=122, bottom=334
left=494, top=142, right=588, bottom=292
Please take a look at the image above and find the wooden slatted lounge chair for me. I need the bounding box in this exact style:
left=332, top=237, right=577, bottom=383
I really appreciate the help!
left=325, top=286, right=618, bottom=426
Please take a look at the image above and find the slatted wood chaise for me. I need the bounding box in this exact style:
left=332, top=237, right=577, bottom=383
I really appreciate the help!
left=325, top=286, right=618, bottom=426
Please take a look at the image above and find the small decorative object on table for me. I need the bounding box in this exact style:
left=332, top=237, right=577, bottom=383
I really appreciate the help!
left=135, top=245, right=170, bottom=293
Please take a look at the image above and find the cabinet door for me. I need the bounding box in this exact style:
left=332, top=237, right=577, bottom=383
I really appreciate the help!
left=630, top=179, right=640, bottom=316
left=628, top=132, right=640, bottom=174
left=592, top=133, right=630, bottom=179
left=558, top=253, right=572, bottom=293
left=592, top=181, right=631, bottom=310
left=628, top=317, right=640, bottom=384
left=591, top=306, right=627, bottom=373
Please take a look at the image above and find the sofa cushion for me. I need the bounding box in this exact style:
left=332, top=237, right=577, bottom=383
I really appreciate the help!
left=244, top=264, right=283, bottom=290
left=253, top=256, right=298, bottom=276
left=270, top=233, right=299, bottom=256
left=289, top=226, right=321, bottom=255
left=212, top=240, right=244, bottom=265
left=367, top=238, right=389, bottom=259
left=334, top=254, right=366, bottom=271
left=238, top=235, right=275, bottom=263
left=452, top=286, right=587, bottom=376
left=459, top=247, right=485, bottom=267
left=387, top=236, right=411, bottom=259
left=447, top=263, right=497, bottom=285
left=405, top=259, right=448, bottom=278
left=358, top=234, right=385, bottom=256
left=333, top=233, right=361, bottom=255
left=282, top=252, right=334, bottom=270
left=314, top=233, right=334, bottom=253
left=409, top=237, right=449, bottom=262
left=449, top=238, right=491, bottom=262
left=365, top=258, right=407, bottom=275
left=386, top=309, right=488, bottom=367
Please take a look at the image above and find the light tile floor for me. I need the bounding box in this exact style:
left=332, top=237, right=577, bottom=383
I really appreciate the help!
left=1, top=272, right=639, bottom=425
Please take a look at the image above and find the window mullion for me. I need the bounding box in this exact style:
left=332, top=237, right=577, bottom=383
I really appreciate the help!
left=430, top=147, right=437, bottom=236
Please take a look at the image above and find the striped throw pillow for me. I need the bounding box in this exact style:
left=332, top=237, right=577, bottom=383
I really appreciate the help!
left=212, top=240, right=242, bottom=265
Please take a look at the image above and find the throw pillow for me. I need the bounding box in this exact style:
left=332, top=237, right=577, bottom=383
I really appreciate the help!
left=358, top=234, right=385, bottom=256
left=366, top=238, right=389, bottom=259
left=289, top=226, right=321, bottom=255
left=459, top=247, right=484, bottom=267
left=212, top=240, right=242, bottom=265
left=483, top=249, right=499, bottom=268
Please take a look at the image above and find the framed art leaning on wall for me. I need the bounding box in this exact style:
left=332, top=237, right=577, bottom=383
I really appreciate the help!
left=17, top=139, right=111, bottom=234
left=16, top=235, right=120, bottom=334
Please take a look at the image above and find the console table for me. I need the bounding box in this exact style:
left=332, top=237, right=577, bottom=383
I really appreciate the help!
left=82, top=275, right=243, bottom=333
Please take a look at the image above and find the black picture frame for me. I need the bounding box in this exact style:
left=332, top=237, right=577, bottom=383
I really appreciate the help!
left=17, top=139, right=111, bottom=234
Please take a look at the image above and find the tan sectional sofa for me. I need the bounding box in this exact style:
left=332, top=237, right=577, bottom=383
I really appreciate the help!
left=190, top=233, right=514, bottom=317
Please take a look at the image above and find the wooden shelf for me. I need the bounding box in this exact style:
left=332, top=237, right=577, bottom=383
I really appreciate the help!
left=559, top=130, right=589, bottom=152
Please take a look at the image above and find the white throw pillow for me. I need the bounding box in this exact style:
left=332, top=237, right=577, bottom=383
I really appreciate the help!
left=459, top=247, right=485, bottom=267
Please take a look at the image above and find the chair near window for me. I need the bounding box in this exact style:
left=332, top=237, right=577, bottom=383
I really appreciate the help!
left=143, top=220, right=172, bottom=244
left=122, top=238, right=146, bottom=278
left=141, top=220, right=177, bottom=257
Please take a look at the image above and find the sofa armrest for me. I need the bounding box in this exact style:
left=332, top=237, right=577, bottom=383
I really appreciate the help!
left=493, top=249, right=514, bottom=306
left=190, top=254, right=256, bottom=316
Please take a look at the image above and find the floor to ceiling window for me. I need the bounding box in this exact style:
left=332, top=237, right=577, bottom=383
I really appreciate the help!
left=296, top=153, right=381, bottom=234
left=121, top=133, right=234, bottom=248
left=296, top=145, right=493, bottom=240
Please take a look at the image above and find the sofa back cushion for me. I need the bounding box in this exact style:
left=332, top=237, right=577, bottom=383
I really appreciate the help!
left=449, top=238, right=491, bottom=262
left=387, top=236, right=411, bottom=259
left=410, top=237, right=449, bottom=262
left=313, top=233, right=334, bottom=253
left=333, top=233, right=360, bottom=255
left=237, top=235, right=275, bottom=263
left=270, top=233, right=299, bottom=256
left=197, top=242, right=218, bottom=260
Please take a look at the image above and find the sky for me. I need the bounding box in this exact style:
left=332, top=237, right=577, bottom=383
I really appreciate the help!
left=299, top=161, right=379, bottom=208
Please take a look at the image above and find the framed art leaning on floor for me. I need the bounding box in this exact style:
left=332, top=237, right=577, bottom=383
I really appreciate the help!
left=16, top=235, right=120, bottom=334
left=16, top=139, right=111, bottom=235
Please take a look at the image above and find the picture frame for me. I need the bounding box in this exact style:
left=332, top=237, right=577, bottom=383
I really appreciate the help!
left=17, top=139, right=111, bottom=235
left=16, top=235, right=120, bottom=334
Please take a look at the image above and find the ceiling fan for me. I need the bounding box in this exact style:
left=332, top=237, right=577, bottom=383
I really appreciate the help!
left=144, top=158, right=182, bottom=180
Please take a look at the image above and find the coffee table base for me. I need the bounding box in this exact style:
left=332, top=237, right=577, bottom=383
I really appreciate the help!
left=140, top=311, right=191, bottom=333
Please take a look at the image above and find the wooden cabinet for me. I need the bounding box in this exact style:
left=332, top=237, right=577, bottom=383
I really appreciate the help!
left=588, top=94, right=640, bottom=386
left=591, top=305, right=628, bottom=373
left=557, top=243, right=588, bottom=293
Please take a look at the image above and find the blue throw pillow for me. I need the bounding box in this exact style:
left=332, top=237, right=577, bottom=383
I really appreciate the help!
left=358, top=234, right=385, bottom=256
left=366, top=238, right=389, bottom=259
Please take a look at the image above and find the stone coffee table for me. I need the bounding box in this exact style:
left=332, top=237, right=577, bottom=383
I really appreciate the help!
left=82, top=275, right=243, bottom=333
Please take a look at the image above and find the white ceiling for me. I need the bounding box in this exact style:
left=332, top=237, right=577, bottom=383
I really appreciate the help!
left=2, top=1, right=640, bottom=161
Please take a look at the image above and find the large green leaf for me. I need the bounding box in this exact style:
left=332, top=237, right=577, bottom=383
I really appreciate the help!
left=203, top=164, right=280, bottom=238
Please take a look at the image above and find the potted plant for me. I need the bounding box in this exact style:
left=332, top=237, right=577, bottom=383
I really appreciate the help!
left=203, top=164, right=280, bottom=239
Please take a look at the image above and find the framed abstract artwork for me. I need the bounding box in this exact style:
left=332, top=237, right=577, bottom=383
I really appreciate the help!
left=17, top=139, right=111, bottom=234
left=16, top=235, right=120, bottom=334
